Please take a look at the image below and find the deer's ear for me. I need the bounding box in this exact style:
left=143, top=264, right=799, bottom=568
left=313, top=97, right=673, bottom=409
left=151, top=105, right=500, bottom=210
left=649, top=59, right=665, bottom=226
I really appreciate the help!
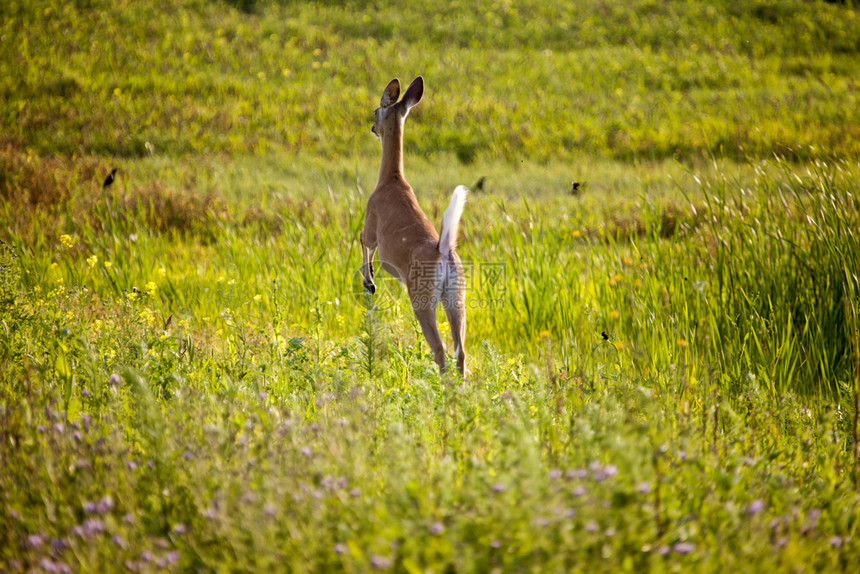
left=401, top=76, right=424, bottom=110
left=380, top=79, right=400, bottom=108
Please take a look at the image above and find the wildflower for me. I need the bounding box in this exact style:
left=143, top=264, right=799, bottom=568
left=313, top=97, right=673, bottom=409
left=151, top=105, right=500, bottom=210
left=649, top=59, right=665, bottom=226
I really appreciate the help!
left=673, top=542, right=695, bottom=555
left=109, top=373, right=122, bottom=388
left=636, top=481, right=652, bottom=494
left=572, top=230, right=582, bottom=238
left=608, top=309, right=620, bottom=320
left=60, top=234, right=76, bottom=249
left=127, top=291, right=138, bottom=302
left=257, top=391, right=268, bottom=402
left=87, top=255, right=98, bottom=268
left=158, top=267, right=166, bottom=277
left=112, top=535, right=127, bottom=548
left=264, top=504, right=276, bottom=516
left=334, top=543, right=347, bottom=554
left=104, top=261, right=112, bottom=269
left=746, top=499, right=765, bottom=516
left=24, top=534, right=45, bottom=548
left=491, top=482, right=507, bottom=493
left=145, top=281, right=157, bottom=293
left=677, top=338, right=687, bottom=348
left=369, top=555, right=392, bottom=569
left=254, top=294, right=262, bottom=303
left=584, top=521, right=598, bottom=533
left=429, top=521, right=445, bottom=535
left=490, top=540, right=502, bottom=549
left=172, top=523, right=187, bottom=535
left=80, top=500, right=94, bottom=515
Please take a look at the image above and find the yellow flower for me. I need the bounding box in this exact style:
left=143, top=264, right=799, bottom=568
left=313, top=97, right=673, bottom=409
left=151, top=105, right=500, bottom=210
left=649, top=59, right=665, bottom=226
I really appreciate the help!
left=87, top=255, right=98, bottom=268
left=539, top=329, right=551, bottom=339
left=335, top=314, right=344, bottom=326
left=159, top=332, right=169, bottom=342
left=158, top=267, right=167, bottom=277
left=613, top=341, right=625, bottom=350
left=677, top=338, right=688, bottom=348
left=227, top=278, right=237, bottom=286
left=145, top=281, right=157, bottom=293
left=608, top=309, right=620, bottom=320
left=60, top=234, right=76, bottom=248
left=127, top=291, right=138, bottom=301
left=105, top=261, right=112, bottom=269
left=572, top=230, right=582, bottom=238
left=254, top=294, right=262, bottom=303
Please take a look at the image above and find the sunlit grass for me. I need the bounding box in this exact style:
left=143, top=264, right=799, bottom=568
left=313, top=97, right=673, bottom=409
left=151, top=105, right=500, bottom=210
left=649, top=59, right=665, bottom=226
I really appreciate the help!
left=3, top=0, right=860, bottom=571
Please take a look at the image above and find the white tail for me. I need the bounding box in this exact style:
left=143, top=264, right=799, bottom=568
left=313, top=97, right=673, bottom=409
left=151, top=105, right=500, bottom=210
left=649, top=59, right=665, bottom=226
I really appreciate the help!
left=439, top=185, right=468, bottom=256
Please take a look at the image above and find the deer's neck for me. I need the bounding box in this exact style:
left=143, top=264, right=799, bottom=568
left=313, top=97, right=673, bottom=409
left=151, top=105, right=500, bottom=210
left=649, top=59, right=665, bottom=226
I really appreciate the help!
left=378, top=127, right=406, bottom=184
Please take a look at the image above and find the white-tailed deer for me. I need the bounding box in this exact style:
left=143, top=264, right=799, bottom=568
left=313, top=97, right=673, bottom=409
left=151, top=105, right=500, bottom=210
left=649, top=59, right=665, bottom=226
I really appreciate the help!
left=360, top=76, right=468, bottom=376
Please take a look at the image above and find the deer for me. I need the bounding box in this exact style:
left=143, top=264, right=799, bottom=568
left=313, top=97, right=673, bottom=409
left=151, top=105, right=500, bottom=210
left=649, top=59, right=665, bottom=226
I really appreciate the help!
left=360, top=76, right=468, bottom=376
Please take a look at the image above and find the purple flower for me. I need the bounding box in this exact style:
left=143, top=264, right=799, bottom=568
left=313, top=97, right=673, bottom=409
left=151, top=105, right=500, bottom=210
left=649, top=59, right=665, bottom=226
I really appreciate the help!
left=490, top=540, right=502, bottom=549
left=334, top=543, right=347, bottom=555
left=39, top=558, right=71, bottom=573
left=566, top=468, right=587, bottom=480
left=300, top=446, right=313, bottom=457
left=636, top=481, right=652, bottom=495
left=127, top=460, right=138, bottom=471
left=264, top=504, right=276, bottom=516
left=123, top=513, right=136, bottom=524
left=549, top=468, right=562, bottom=480
left=24, top=534, right=45, bottom=548
left=673, top=542, right=695, bottom=555
left=38, top=425, right=46, bottom=433
left=350, top=488, right=361, bottom=497
left=678, top=450, right=688, bottom=461
left=97, top=496, right=114, bottom=514
left=108, top=373, right=122, bottom=388
left=584, top=521, right=598, bottom=533
left=112, top=535, right=127, bottom=548
left=83, top=518, right=106, bottom=537
left=657, top=545, right=671, bottom=556
left=572, top=485, right=587, bottom=497
left=369, top=555, right=392, bottom=569
left=429, top=521, right=445, bottom=535
left=184, top=451, right=193, bottom=460
left=164, top=551, right=180, bottom=565
left=745, top=499, right=765, bottom=516
left=257, top=391, right=268, bottom=402
left=172, top=523, right=187, bottom=535
left=491, top=482, right=507, bottom=493
left=830, top=536, right=844, bottom=549
left=53, top=423, right=65, bottom=434
left=83, top=501, right=97, bottom=514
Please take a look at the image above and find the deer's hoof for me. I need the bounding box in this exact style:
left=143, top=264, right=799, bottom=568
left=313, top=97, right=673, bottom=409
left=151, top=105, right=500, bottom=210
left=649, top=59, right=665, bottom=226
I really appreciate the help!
left=363, top=281, right=376, bottom=295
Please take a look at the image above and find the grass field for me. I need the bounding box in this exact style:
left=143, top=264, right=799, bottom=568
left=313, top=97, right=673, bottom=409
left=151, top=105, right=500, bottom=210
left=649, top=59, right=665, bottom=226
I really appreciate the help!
left=2, top=0, right=860, bottom=572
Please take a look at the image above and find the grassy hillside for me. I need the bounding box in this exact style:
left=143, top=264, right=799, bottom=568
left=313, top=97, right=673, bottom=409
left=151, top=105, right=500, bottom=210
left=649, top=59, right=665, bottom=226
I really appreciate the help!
left=2, top=0, right=860, bottom=572
left=2, top=0, right=859, bottom=161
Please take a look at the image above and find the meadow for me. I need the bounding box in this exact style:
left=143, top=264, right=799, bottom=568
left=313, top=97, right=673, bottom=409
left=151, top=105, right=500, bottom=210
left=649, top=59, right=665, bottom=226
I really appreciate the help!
left=2, top=0, right=860, bottom=572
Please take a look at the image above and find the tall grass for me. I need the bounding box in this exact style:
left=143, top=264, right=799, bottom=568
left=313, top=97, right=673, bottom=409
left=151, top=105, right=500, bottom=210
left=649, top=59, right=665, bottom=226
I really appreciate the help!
left=2, top=146, right=860, bottom=571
